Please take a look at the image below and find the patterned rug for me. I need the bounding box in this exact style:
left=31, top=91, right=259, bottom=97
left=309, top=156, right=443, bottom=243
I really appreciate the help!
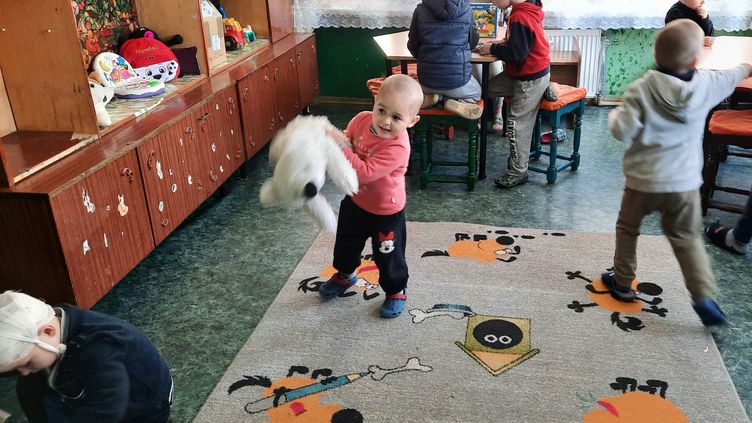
left=194, top=222, right=748, bottom=422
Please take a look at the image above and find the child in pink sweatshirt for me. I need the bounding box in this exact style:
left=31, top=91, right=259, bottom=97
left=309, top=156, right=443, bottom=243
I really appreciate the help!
left=320, top=74, right=424, bottom=318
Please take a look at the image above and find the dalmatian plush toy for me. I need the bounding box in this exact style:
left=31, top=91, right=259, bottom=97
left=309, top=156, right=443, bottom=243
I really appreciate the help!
left=260, top=115, right=358, bottom=233
left=88, top=77, right=114, bottom=127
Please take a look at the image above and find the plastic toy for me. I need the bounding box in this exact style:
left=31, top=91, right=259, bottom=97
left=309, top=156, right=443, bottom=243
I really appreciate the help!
left=223, top=18, right=246, bottom=51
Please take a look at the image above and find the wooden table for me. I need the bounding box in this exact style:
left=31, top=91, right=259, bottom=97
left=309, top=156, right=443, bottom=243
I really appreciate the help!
left=373, top=30, right=503, bottom=179
left=373, top=30, right=581, bottom=179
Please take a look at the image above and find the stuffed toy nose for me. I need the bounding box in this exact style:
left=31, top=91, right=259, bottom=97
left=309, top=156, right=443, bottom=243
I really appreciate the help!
left=304, top=182, right=318, bottom=198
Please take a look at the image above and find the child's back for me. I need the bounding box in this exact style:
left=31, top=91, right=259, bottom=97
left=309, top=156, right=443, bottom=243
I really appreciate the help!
left=408, top=0, right=476, bottom=90
left=610, top=66, right=749, bottom=193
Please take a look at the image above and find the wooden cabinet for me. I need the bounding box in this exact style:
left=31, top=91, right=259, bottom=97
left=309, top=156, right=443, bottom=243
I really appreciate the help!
left=0, top=32, right=318, bottom=308
left=48, top=151, right=153, bottom=308
left=138, top=114, right=205, bottom=245
left=296, top=36, right=320, bottom=109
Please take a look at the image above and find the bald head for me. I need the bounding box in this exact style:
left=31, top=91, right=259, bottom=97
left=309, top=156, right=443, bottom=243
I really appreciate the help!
left=655, top=19, right=704, bottom=73
left=377, top=74, right=425, bottom=116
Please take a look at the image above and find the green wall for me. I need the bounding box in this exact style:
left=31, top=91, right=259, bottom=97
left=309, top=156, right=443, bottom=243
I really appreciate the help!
left=314, top=27, right=752, bottom=100
left=604, top=29, right=752, bottom=98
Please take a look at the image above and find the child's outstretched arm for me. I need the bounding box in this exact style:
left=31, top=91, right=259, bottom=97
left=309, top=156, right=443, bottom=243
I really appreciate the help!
left=608, top=84, right=644, bottom=143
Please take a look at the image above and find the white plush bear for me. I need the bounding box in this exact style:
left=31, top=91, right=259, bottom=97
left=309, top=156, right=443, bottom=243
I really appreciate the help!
left=260, top=115, right=358, bottom=233
left=88, top=77, right=114, bottom=127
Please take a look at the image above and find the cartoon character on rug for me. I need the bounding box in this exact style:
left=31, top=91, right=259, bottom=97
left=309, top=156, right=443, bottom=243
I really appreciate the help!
left=88, top=77, right=114, bottom=127
left=260, top=115, right=358, bottom=233
left=422, top=230, right=526, bottom=263
left=565, top=270, right=668, bottom=332
left=582, top=378, right=689, bottom=422
left=228, top=358, right=431, bottom=421
left=409, top=304, right=539, bottom=376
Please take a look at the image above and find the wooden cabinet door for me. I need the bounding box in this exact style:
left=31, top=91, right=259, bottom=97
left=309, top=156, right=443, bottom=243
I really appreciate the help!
left=138, top=115, right=204, bottom=245
left=193, top=88, right=244, bottom=192
left=274, top=50, right=301, bottom=127
left=217, top=86, right=246, bottom=174
left=50, top=151, right=154, bottom=308
left=238, top=64, right=277, bottom=159
left=267, top=0, right=294, bottom=42
left=296, top=36, right=320, bottom=108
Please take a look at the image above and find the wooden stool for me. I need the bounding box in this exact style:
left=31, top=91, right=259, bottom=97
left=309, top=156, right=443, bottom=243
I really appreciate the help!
left=416, top=100, right=484, bottom=190
left=701, top=109, right=752, bottom=214
left=529, top=82, right=587, bottom=184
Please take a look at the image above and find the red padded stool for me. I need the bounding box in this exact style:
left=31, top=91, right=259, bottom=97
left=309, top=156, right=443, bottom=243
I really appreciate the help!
left=528, top=83, right=587, bottom=183
left=701, top=109, right=752, bottom=214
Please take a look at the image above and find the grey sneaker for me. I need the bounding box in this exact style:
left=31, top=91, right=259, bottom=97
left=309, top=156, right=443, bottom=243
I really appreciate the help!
left=543, top=84, right=558, bottom=102
left=494, top=172, right=528, bottom=189
left=444, top=99, right=483, bottom=120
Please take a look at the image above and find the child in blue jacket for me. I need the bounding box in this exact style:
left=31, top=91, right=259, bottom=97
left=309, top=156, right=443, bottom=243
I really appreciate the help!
left=0, top=291, right=173, bottom=422
left=408, top=0, right=483, bottom=119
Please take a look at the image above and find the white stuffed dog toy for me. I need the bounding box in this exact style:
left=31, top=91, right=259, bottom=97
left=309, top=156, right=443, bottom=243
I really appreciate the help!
left=88, top=77, right=114, bottom=127
left=259, top=115, right=358, bottom=232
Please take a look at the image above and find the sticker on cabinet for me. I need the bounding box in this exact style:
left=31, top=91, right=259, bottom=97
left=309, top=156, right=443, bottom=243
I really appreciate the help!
left=82, top=188, right=96, bottom=213
left=117, top=194, right=129, bottom=216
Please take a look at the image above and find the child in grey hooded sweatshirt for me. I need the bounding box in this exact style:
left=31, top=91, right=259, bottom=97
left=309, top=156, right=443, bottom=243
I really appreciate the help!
left=601, top=19, right=752, bottom=326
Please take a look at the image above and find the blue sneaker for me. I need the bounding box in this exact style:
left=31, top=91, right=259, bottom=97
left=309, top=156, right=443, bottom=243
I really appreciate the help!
left=380, top=291, right=407, bottom=318
left=692, top=298, right=728, bottom=326
left=601, top=271, right=637, bottom=302
left=319, top=272, right=357, bottom=299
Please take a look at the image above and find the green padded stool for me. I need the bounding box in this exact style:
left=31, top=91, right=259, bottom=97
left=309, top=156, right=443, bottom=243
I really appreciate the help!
left=528, top=83, right=587, bottom=184
left=415, top=100, right=484, bottom=190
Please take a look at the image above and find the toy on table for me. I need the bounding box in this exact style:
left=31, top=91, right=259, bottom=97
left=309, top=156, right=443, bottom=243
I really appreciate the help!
left=90, top=52, right=165, bottom=99
left=88, top=78, right=114, bottom=127
left=259, top=115, right=359, bottom=233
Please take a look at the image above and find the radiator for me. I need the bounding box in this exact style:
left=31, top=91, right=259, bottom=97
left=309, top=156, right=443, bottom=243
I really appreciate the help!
left=545, top=29, right=603, bottom=98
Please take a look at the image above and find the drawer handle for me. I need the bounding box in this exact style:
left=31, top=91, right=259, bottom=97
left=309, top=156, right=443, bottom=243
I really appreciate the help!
left=243, top=87, right=249, bottom=102
left=121, top=167, right=135, bottom=182
left=210, top=172, right=218, bottom=182
left=161, top=218, right=170, bottom=227
left=263, top=75, right=270, bottom=81
left=235, top=145, right=243, bottom=159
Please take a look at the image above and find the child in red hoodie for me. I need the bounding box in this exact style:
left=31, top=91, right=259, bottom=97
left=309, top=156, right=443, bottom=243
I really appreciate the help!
left=320, top=74, right=424, bottom=318
left=478, top=0, right=551, bottom=189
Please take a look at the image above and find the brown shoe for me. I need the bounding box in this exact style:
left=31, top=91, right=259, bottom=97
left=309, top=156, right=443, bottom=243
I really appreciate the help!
left=444, top=99, right=482, bottom=119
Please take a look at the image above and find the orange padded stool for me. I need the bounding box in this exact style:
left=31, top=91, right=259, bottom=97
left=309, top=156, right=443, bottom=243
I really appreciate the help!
left=416, top=100, right=484, bottom=190
left=701, top=109, right=752, bottom=214
left=730, top=77, right=752, bottom=108
left=528, top=82, right=587, bottom=183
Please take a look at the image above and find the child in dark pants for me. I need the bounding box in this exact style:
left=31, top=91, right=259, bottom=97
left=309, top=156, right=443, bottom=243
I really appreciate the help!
left=320, top=74, right=424, bottom=318
left=601, top=20, right=752, bottom=326
left=0, top=291, right=173, bottom=422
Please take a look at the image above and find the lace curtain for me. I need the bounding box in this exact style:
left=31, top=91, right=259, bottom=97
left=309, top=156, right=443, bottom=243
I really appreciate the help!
left=293, top=0, right=751, bottom=31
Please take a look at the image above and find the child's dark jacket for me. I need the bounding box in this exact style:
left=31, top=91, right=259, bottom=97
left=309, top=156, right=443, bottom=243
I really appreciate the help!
left=408, top=0, right=479, bottom=90
left=45, top=304, right=172, bottom=422
left=665, top=1, right=714, bottom=36
left=490, top=0, right=550, bottom=80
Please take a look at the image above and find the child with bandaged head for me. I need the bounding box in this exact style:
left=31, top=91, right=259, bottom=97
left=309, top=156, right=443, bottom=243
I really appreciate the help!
left=0, top=291, right=173, bottom=422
